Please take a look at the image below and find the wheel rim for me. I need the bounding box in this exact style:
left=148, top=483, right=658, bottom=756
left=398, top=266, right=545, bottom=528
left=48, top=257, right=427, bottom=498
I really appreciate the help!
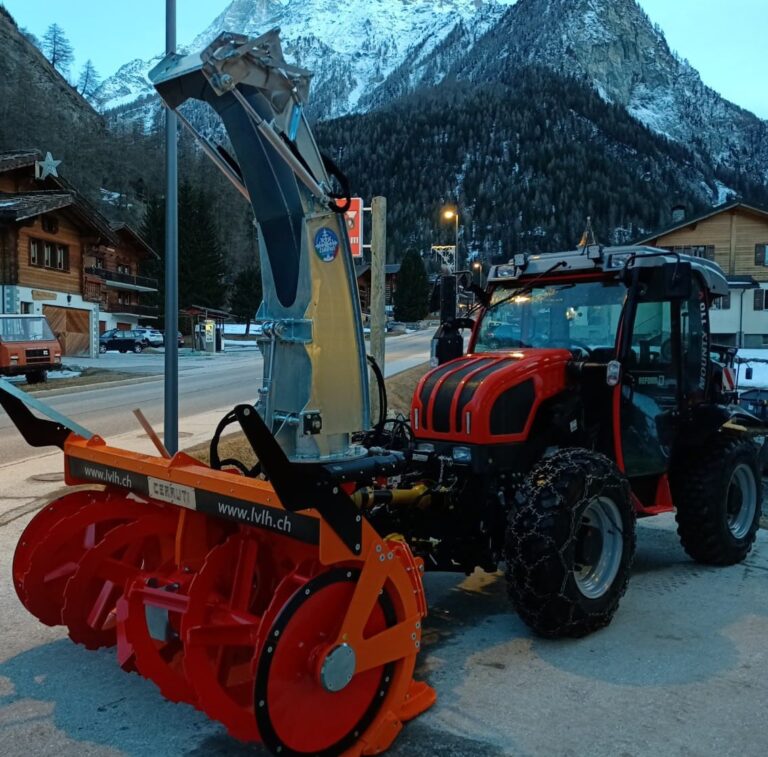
left=254, top=570, right=393, bottom=756
left=573, top=496, right=623, bottom=600
left=726, top=463, right=757, bottom=539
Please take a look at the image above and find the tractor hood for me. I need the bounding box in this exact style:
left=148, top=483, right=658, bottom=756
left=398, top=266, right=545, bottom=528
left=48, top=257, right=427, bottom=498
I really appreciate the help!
left=411, top=349, right=572, bottom=443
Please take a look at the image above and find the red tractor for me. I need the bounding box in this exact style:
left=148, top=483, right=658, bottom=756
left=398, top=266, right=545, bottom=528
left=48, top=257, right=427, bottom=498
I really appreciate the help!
left=378, top=245, right=765, bottom=638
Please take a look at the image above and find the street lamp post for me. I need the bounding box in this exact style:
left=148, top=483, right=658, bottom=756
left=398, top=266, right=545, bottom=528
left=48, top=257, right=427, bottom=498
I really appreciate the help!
left=442, top=208, right=459, bottom=270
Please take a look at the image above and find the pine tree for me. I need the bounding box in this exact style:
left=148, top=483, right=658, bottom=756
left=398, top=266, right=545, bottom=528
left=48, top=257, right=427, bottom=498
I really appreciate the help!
left=42, top=24, right=74, bottom=75
left=140, top=193, right=166, bottom=314
left=393, top=249, right=429, bottom=322
left=178, top=182, right=226, bottom=309
left=77, top=59, right=100, bottom=100
left=229, top=266, right=263, bottom=333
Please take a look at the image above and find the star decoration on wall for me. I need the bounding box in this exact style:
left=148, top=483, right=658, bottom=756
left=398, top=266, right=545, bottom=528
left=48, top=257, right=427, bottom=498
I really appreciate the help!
left=36, top=152, right=62, bottom=181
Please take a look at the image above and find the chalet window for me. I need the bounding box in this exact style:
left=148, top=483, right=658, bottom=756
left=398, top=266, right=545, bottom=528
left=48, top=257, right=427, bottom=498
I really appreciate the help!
left=117, top=263, right=132, bottom=275
left=755, top=244, right=768, bottom=266
left=712, top=292, right=731, bottom=310
left=754, top=289, right=766, bottom=311
left=29, top=239, right=41, bottom=266
left=28, top=238, right=69, bottom=271
left=41, top=215, right=59, bottom=234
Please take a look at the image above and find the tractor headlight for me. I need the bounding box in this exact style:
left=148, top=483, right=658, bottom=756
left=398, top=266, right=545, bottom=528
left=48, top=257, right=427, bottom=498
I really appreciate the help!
left=452, top=446, right=472, bottom=464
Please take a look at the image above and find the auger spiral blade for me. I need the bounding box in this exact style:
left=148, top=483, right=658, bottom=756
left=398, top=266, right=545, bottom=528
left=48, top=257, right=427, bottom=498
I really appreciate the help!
left=62, top=511, right=179, bottom=649
left=182, top=530, right=312, bottom=741
left=17, top=492, right=152, bottom=627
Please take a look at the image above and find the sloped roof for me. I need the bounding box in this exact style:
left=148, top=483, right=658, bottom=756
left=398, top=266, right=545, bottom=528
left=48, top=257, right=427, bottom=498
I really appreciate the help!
left=0, top=188, right=118, bottom=243
left=355, top=263, right=401, bottom=277
left=0, top=150, right=40, bottom=174
left=182, top=305, right=233, bottom=320
left=111, top=222, right=159, bottom=260
left=0, top=191, right=73, bottom=221
left=634, top=201, right=768, bottom=244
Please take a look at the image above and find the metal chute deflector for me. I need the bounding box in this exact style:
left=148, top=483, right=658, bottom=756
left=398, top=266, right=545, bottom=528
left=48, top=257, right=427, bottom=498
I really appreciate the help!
left=149, top=29, right=371, bottom=464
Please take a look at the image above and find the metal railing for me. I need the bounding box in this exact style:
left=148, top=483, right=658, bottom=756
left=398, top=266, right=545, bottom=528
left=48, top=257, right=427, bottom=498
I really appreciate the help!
left=84, top=267, right=158, bottom=290
left=106, top=302, right=159, bottom=317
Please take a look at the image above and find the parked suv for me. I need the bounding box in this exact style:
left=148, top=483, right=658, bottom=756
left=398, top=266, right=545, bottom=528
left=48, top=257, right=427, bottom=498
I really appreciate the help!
left=99, top=330, right=145, bottom=354
left=133, top=328, right=164, bottom=347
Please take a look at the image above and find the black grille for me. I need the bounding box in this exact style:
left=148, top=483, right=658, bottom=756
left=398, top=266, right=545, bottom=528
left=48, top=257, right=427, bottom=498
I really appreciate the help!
left=26, top=348, right=51, bottom=364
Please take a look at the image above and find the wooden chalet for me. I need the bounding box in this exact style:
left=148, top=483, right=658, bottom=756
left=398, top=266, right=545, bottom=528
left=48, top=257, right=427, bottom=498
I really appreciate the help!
left=635, top=201, right=768, bottom=347
left=0, top=150, right=158, bottom=356
left=355, top=262, right=400, bottom=312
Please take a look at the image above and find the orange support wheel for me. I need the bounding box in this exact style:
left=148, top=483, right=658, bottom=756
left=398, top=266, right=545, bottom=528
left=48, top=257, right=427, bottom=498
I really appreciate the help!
left=252, top=537, right=435, bottom=757
left=61, top=511, right=179, bottom=649
left=254, top=569, right=396, bottom=756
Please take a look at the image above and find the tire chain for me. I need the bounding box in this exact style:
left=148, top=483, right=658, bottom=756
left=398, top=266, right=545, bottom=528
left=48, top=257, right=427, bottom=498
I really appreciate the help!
left=504, top=448, right=635, bottom=638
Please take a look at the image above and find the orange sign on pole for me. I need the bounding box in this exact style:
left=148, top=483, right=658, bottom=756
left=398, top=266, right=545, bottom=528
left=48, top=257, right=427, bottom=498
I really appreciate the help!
left=345, top=197, right=364, bottom=257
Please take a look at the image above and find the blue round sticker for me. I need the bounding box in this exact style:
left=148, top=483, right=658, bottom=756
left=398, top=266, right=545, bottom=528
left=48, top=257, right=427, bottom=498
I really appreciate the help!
left=314, top=227, right=339, bottom=262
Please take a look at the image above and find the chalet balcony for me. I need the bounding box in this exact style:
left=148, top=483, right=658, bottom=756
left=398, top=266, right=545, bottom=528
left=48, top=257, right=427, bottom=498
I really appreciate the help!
left=106, top=302, right=160, bottom=317
left=84, top=266, right=158, bottom=292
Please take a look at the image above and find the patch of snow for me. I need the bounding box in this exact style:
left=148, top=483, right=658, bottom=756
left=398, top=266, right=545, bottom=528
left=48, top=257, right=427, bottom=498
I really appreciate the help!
left=714, top=179, right=735, bottom=205
left=736, top=349, right=768, bottom=389
left=224, top=323, right=263, bottom=335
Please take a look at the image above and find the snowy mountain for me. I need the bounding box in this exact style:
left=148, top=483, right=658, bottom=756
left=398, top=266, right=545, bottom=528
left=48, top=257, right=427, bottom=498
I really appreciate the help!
left=94, top=0, right=767, bottom=190
left=448, top=0, right=768, bottom=184
left=94, top=0, right=514, bottom=118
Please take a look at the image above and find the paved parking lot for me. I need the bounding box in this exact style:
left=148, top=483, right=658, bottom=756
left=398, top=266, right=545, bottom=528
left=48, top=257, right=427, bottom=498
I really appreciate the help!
left=0, top=510, right=766, bottom=757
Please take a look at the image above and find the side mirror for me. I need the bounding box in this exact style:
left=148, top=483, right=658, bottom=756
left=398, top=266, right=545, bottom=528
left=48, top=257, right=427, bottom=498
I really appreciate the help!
left=430, top=322, right=464, bottom=366
left=439, top=275, right=457, bottom=323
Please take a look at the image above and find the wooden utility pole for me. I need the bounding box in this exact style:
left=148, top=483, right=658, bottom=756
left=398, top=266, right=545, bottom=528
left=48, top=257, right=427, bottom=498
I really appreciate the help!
left=369, top=196, right=387, bottom=420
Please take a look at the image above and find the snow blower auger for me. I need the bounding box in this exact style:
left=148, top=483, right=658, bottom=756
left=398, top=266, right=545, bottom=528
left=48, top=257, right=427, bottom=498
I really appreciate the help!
left=1, top=29, right=435, bottom=757
left=2, top=385, right=433, bottom=754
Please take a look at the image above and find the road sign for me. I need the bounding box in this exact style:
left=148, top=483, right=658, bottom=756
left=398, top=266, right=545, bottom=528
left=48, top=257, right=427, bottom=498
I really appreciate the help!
left=345, top=197, right=364, bottom=257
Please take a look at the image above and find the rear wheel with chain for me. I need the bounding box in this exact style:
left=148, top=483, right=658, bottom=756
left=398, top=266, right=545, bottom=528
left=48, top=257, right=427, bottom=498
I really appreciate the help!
left=504, top=448, right=636, bottom=638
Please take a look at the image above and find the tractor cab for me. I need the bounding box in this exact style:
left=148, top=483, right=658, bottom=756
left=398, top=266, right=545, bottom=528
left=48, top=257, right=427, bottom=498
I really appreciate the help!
left=469, top=248, right=724, bottom=482
left=423, top=246, right=738, bottom=488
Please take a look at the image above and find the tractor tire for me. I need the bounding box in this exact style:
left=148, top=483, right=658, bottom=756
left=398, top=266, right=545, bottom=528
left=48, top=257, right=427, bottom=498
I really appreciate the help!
left=504, top=448, right=636, bottom=638
left=670, top=434, right=762, bottom=565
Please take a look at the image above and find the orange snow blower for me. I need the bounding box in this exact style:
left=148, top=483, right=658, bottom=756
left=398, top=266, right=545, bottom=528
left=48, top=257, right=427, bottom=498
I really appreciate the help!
left=3, top=29, right=435, bottom=757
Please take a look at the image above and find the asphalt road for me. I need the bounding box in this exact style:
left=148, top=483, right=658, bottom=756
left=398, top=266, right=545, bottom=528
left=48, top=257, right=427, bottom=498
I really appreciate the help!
left=0, top=330, right=433, bottom=465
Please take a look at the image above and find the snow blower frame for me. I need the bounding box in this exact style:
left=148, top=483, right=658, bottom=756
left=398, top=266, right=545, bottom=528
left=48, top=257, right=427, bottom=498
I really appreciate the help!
left=3, top=29, right=435, bottom=757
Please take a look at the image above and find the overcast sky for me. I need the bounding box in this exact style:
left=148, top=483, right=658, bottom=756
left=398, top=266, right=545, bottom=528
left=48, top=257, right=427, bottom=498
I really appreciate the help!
left=2, top=0, right=767, bottom=118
